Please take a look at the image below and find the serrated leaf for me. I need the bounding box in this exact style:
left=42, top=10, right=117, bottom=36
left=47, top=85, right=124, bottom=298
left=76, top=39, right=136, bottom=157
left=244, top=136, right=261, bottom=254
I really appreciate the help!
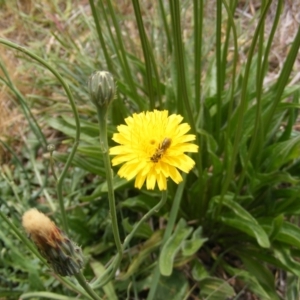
left=159, top=219, right=193, bottom=276
left=182, top=226, right=208, bottom=257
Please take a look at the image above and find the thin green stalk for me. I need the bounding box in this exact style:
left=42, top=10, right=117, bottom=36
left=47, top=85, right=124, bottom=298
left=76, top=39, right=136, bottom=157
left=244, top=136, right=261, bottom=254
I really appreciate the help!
left=158, top=0, right=172, bottom=53
left=214, top=0, right=238, bottom=219
left=0, top=72, right=50, bottom=204
left=0, top=58, right=47, bottom=148
left=92, top=188, right=168, bottom=289
left=96, top=107, right=123, bottom=264
left=0, top=38, right=81, bottom=234
left=74, top=272, right=102, bottom=300
left=0, top=210, right=45, bottom=262
left=215, top=0, right=223, bottom=139
left=0, top=140, right=30, bottom=186
left=1, top=168, right=23, bottom=206
left=263, top=5, right=300, bottom=138
left=217, top=1, right=272, bottom=216
left=192, top=0, right=205, bottom=218
left=123, top=191, right=167, bottom=249
left=236, top=0, right=283, bottom=192
left=105, top=0, right=145, bottom=110
left=222, top=0, right=238, bottom=122
left=193, top=0, right=203, bottom=113
left=147, top=179, right=186, bottom=300
left=169, top=1, right=200, bottom=171
left=88, top=0, right=114, bottom=73
left=132, top=0, right=155, bottom=110
left=96, top=1, right=143, bottom=109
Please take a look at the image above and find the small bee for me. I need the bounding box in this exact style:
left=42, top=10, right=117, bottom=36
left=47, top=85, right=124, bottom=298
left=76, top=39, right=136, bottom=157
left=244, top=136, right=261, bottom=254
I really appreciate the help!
left=150, top=138, right=172, bottom=163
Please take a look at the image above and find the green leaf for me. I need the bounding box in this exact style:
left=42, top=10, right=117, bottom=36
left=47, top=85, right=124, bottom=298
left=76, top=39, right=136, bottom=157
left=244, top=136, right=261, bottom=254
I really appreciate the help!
left=262, top=135, right=300, bottom=171
left=155, top=270, right=189, bottom=300
left=20, top=292, right=78, bottom=300
left=274, top=245, right=300, bottom=277
left=199, top=277, right=235, bottom=300
left=286, top=274, right=300, bottom=300
left=90, top=261, right=118, bottom=300
left=122, top=218, right=153, bottom=239
left=221, top=217, right=270, bottom=248
left=215, top=195, right=270, bottom=248
left=223, top=263, right=277, bottom=300
left=159, top=219, right=193, bottom=276
left=268, top=214, right=284, bottom=241
left=259, top=219, right=300, bottom=249
left=119, top=231, right=162, bottom=280
left=192, top=260, right=209, bottom=281
left=239, top=255, right=279, bottom=299
left=181, top=226, right=208, bottom=257
left=121, top=195, right=161, bottom=212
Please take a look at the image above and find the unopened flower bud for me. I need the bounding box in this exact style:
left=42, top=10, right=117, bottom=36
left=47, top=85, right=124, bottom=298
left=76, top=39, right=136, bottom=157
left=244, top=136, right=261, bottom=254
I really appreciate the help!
left=88, top=71, right=116, bottom=108
left=47, top=144, right=55, bottom=153
left=22, top=209, right=84, bottom=277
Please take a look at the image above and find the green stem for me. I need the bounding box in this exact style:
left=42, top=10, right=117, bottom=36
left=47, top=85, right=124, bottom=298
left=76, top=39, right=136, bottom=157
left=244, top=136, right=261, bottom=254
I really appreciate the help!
left=74, top=272, right=101, bottom=300
left=169, top=1, right=200, bottom=171
left=123, top=191, right=167, bottom=249
left=215, top=0, right=223, bottom=140
left=0, top=38, right=81, bottom=234
left=105, top=0, right=145, bottom=110
left=147, top=180, right=186, bottom=300
left=216, top=1, right=272, bottom=217
left=132, top=0, right=155, bottom=110
left=92, top=189, right=168, bottom=289
left=96, top=107, right=123, bottom=262
left=88, top=0, right=114, bottom=73
left=158, top=0, right=172, bottom=54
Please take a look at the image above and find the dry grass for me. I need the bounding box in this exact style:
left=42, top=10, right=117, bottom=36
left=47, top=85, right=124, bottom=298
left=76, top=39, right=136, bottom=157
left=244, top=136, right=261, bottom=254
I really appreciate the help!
left=0, top=0, right=299, bottom=158
left=0, top=0, right=88, bottom=160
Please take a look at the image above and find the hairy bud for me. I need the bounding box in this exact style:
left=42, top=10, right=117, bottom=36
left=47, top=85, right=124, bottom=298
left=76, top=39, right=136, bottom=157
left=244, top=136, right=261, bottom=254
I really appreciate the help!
left=22, top=209, right=83, bottom=277
left=88, top=71, right=116, bottom=108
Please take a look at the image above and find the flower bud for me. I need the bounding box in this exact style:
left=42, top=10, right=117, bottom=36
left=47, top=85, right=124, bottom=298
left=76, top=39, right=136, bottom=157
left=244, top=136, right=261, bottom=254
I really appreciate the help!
left=88, top=71, right=116, bottom=108
left=22, top=209, right=84, bottom=277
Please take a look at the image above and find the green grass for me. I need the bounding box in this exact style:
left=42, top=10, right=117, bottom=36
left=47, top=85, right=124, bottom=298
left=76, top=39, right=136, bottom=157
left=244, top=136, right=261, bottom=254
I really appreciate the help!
left=1, top=0, right=300, bottom=299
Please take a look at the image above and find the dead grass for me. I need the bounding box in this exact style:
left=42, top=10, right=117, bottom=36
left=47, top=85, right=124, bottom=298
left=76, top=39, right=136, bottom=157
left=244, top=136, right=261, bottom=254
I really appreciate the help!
left=0, top=0, right=299, bottom=160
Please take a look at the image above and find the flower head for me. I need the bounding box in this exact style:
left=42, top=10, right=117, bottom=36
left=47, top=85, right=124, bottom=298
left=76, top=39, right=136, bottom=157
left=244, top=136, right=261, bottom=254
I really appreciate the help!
left=22, top=209, right=83, bottom=276
left=109, top=110, right=198, bottom=190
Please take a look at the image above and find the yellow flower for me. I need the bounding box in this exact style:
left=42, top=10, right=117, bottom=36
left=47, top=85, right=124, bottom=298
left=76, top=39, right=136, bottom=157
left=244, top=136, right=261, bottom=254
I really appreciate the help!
left=109, top=110, right=198, bottom=190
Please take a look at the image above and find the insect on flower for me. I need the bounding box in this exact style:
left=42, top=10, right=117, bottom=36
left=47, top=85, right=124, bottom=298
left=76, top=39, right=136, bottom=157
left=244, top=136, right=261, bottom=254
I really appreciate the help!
left=150, top=138, right=172, bottom=163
